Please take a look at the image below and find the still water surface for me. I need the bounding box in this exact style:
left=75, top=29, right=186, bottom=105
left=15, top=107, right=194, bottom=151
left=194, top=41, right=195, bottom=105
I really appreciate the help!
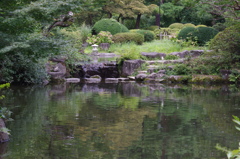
left=1, top=82, right=240, bottom=159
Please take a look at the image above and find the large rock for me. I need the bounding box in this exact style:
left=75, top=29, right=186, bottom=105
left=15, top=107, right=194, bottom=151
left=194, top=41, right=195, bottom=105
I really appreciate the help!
left=74, top=62, right=119, bottom=78
left=121, top=60, right=145, bottom=77
left=135, top=73, right=148, bottom=81
left=0, top=119, right=9, bottom=143
left=169, top=50, right=190, bottom=58
left=47, top=63, right=67, bottom=80
left=141, top=52, right=166, bottom=59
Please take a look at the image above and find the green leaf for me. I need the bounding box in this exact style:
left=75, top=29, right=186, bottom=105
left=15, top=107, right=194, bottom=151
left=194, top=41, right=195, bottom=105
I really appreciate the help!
left=0, top=127, right=10, bottom=135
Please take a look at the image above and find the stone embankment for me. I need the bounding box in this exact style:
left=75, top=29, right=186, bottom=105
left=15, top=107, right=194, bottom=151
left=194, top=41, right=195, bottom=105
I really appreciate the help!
left=46, top=50, right=232, bottom=84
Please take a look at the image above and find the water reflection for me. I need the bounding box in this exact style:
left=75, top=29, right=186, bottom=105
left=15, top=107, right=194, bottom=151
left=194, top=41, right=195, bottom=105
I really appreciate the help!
left=2, top=83, right=240, bottom=158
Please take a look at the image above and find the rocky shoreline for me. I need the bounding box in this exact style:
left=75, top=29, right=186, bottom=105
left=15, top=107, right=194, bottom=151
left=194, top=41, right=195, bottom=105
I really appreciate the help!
left=46, top=50, right=234, bottom=85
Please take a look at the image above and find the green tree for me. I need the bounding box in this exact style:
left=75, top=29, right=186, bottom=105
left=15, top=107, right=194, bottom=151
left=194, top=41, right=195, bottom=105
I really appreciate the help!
left=0, top=0, right=85, bottom=83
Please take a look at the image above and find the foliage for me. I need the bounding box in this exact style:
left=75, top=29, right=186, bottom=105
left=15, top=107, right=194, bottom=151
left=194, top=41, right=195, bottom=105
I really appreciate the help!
left=229, top=70, right=240, bottom=83
left=87, top=31, right=114, bottom=45
left=0, top=0, right=86, bottom=84
left=106, top=40, right=204, bottom=56
left=160, top=3, right=184, bottom=27
left=79, top=23, right=92, bottom=43
left=92, top=19, right=129, bottom=35
left=112, top=32, right=144, bottom=45
left=170, top=64, right=191, bottom=75
left=178, top=27, right=218, bottom=46
left=0, top=107, right=13, bottom=122
left=212, top=23, right=227, bottom=31
left=135, top=30, right=155, bottom=42
left=210, top=25, right=240, bottom=61
left=165, top=54, right=179, bottom=60
left=199, top=0, right=240, bottom=22
left=184, top=23, right=195, bottom=28
left=196, top=25, right=207, bottom=27
left=146, top=25, right=159, bottom=31
left=169, top=23, right=185, bottom=30
left=216, top=116, right=240, bottom=159
left=177, top=27, right=196, bottom=41
left=0, top=83, right=12, bottom=135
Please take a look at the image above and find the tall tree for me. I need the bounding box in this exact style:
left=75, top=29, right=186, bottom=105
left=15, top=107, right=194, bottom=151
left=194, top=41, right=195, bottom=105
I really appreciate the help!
left=199, top=0, right=240, bottom=22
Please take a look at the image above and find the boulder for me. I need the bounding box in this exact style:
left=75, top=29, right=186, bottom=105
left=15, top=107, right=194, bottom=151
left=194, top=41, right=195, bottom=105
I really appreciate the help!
left=65, top=78, right=81, bottom=83
left=74, top=63, right=119, bottom=78
left=141, top=52, right=166, bottom=59
left=0, top=119, right=9, bottom=143
left=48, top=63, right=67, bottom=79
left=121, top=60, right=145, bottom=77
left=135, top=73, right=148, bottom=81
left=84, top=78, right=101, bottom=83
left=105, top=78, right=119, bottom=83
left=189, top=50, right=204, bottom=57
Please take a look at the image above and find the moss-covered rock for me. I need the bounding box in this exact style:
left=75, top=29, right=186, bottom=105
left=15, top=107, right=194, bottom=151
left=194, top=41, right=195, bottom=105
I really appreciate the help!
left=191, top=75, right=227, bottom=84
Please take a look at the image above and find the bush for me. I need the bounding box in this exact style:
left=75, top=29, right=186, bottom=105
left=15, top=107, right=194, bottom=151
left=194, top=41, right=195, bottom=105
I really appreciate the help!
left=212, top=23, right=227, bottom=32
left=177, top=27, right=218, bottom=46
left=146, top=25, right=159, bottom=31
left=192, top=27, right=219, bottom=46
left=86, top=31, right=113, bottom=45
left=196, top=25, right=207, bottom=27
left=184, top=23, right=195, bottom=28
left=177, top=27, right=196, bottom=40
left=210, top=25, right=240, bottom=55
left=135, top=30, right=155, bottom=42
left=112, top=32, right=144, bottom=45
left=169, top=23, right=184, bottom=30
left=92, top=19, right=129, bottom=35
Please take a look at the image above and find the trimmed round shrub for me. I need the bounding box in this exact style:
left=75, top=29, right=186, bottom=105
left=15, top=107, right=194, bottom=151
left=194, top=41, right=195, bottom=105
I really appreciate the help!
left=146, top=25, right=159, bottom=31
left=192, top=27, right=218, bottom=46
left=169, top=23, right=184, bottom=30
left=196, top=25, right=207, bottom=27
left=92, top=19, right=129, bottom=35
left=184, top=23, right=195, bottom=28
left=178, top=27, right=218, bottom=46
left=135, top=30, right=155, bottom=42
left=210, top=25, right=240, bottom=54
left=177, top=27, right=196, bottom=40
left=112, top=32, right=144, bottom=45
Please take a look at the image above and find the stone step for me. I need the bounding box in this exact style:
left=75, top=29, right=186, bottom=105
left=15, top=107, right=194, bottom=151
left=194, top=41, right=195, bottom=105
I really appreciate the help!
left=146, top=59, right=185, bottom=65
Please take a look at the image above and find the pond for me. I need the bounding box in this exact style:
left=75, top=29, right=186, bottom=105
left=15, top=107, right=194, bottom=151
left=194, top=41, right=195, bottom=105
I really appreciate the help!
left=0, top=82, right=240, bottom=159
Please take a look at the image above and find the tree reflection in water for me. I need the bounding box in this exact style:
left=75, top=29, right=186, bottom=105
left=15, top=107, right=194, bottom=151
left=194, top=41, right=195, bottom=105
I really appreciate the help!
left=2, top=83, right=240, bottom=159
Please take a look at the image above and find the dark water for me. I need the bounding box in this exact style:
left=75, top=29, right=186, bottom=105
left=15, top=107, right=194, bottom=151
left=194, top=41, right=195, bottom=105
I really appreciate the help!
left=0, top=82, right=240, bottom=159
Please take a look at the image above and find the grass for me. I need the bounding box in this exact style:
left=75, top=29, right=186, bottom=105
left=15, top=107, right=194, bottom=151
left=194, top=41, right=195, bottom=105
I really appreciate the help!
left=84, top=40, right=207, bottom=56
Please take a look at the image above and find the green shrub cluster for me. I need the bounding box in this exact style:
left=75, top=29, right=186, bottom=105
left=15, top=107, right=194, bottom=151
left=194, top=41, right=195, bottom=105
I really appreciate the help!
left=169, top=23, right=185, bottom=30
left=146, top=25, right=159, bottom=31
left=184, top=23, right=195, bottom=28
left=193, top=27, right=219, bottom=46
left=177, top=27, right=196, bottom=40
left=92, top=19, right=129, bottom=35
left=212, top=23, right=226, bottom=31
left=177, top=27, right=218, bottom=46
left=210, top=25, right=240, bottom=62
left=135, top=30, right=155, bottom=42
left=112, top=32, right=144, bottom=45
left=196, top=25, right=207, bottom=27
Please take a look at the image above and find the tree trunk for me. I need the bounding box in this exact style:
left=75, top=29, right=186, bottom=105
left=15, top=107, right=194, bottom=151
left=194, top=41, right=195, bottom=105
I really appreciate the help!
left=0, top=119, right=9, bottom=143
left=155, top=14, right=160, bottom=28
left=109, top=12, right=112, bottom=18
left=117, top=14, right=122, bottom=22
left=135, top=13, right=142, bottom=29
